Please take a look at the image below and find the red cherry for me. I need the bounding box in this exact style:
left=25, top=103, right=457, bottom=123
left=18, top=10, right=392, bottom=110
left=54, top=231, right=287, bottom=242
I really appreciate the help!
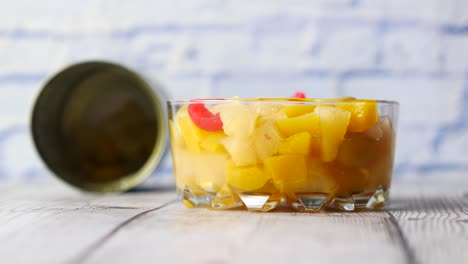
left=292, top=91, right=306, bottom=98
left=188, top=103, right=223, bottom=131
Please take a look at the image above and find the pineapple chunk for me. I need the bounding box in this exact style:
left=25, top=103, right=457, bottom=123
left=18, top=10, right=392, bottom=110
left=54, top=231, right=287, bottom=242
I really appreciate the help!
left=175, top=106, right=227, bottom=154
left=282, top=105, right=316, bottom=118
left=171, top=147, right=195, bottom=190
left=176, top=106, right=206, bottom=153
left=250, top=103, right=284, bottom=116
left=253, top=121, right=283, bottom=161
left=221, top=137, right=257, bottom=166
left=316, top=106, right=351, bottom=162
left=212, top=103, right=258, bottom=138
left=278, top=132, right=311, bottom=155
left=275, top=112, right=321, bottom=137
left=275, top=107, right=351, bottom=162
left=338, top=101, right=378, bottom=132
left=193, top=152, right=228, bottom=193
left=226, top=162, right=271, bottom=191
left=199, top=132, right=226, bottom=153
left=265, top=154, right=308, bottom=194
left=257, top=111, right=288, bottom=127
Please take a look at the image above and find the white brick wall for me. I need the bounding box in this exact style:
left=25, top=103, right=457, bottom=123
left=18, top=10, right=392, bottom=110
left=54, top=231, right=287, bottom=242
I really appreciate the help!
left=0, top=0, right=467, bottom=180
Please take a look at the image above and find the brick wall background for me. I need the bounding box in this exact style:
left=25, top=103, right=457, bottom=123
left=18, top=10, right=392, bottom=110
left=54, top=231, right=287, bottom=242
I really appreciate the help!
left=0, top=0, right=467, bottom=181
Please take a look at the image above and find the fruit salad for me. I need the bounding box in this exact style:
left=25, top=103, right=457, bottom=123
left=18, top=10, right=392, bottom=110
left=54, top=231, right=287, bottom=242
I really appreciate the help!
left=168, top=98, right=398, bottom=212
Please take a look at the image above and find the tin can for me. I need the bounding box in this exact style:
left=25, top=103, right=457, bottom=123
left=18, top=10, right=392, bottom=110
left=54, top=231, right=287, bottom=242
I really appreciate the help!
left=31, top=61, right=169, bottom=192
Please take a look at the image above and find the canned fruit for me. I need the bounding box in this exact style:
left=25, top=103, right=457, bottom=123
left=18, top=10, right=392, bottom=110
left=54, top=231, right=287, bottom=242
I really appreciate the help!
left=278, top=132, right=311, bottom=155
left=221, top=136, right=257, bottom=167
left=276, top=112, right=320, bottom=137
left=253, top=121, right=283, bottom=161
left=176, top=106, right=227, bottom=154
left=188, top=103, right=223, bottom=131
left=213, top=103, right=257, bottom=138
left=282, top=105, right=316, bottom=118
left=169, top=98, right=398, bottom=212
left=265, top=154, right=308, bottom=194
left=338, top=100, right=378, bottom=132
left=226, top=162, right=271, bottom=191
left=316, top=106, right=351, bottom=162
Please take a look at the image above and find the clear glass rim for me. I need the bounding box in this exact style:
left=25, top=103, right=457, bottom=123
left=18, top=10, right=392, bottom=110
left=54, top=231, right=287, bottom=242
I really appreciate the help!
left=168, top=97, right=399, bottom=105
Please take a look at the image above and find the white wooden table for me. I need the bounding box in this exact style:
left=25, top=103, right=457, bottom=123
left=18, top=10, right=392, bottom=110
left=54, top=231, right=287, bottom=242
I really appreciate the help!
left=0, top=179, right=467, bottom=264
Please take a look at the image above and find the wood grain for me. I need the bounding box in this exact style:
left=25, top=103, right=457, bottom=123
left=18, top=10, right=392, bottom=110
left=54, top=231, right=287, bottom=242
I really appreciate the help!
left=0, top=182, right=175, bottom=264
left=0, top=180, right=467, bottom=264
left=388, top=184, right=468, bottom=264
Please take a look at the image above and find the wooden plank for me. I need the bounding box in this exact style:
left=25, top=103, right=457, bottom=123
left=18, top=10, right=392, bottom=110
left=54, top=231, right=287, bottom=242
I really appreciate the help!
left=388, top=184, right=468, bottom=264
left=0, top=181, right=467, bottom=264
left=83, top=204, right=405, bottom=264
left=0, top=182, right=176, bottom=264
left=82, top=182, right=468, bottom=264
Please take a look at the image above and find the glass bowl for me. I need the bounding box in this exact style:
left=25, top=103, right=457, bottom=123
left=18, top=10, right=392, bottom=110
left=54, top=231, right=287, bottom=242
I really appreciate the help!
left=167, top=98, right=399, bottom=212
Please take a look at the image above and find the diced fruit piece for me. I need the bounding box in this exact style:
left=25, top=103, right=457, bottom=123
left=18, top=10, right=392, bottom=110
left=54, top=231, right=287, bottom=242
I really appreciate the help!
left=250, top=104, right=284, bottom=116
left=212, top=103, right=258, bottom=138
left=199, top=132, right=226, bottom=152
left=253, top=121, right=283, bottom=161
left=193, top=152, right=228, bottom=193
left=307, top=157, right=337, bottom=193
left=226, top=162, right=271, bottom=191
left=221, top=137, right=257, bottom=166
left=337, top=101, right=378, bottom=132
left=363, top=121, right=384, bottom=140
left=257, top=111, right=288, bottom=127
left=177, top=111, right=203, bottom=153
left=175, top=106, right=227, bottom=154
left=316, top=106, right=351, bottom=162
left=282, top=105, right=316, bottom=118
left=265, top=154, right=308, bottom=194
left=276, top=112, right=320, bottom=137
left=337, top=133, right=377, bottom=168
left=171, top=147, right=227, bottom=193
left=279, top=132, right=311, bottom=155
left=171, top=147, right=195, bottom=190
left=188, top=103, right=223, bottom=131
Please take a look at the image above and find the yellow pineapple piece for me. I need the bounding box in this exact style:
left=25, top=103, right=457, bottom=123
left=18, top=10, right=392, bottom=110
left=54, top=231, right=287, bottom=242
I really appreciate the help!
left=257, top=111, right=288, bottom=127
left=175, top=106, right=227, bottom=154
left=316, top=106, right=351, bottom=162
left=221, top=137, right=257, bottom=166
left=275, top=112, right=321, bottom=137
left=171, top=147, right=197, bottom=191
left=250, top=103, right=284, bottom=116
left=199, top=132, right=226, bottom=153
left=282, top=105, right=316, bottom=118
left=176, top=106, right=206, bottom=153
left=253, top=121, right=283, bottom=161
left=212, top=103, right=258, bottom=138
left=226, top=162, right=271, bottom=191
left=265, top=154, right=308, bottom=194
left=337, top=100, right=378, bottom=132
left=278, top=132, right=311, bottom=155
left=193, top=152, right=228, bottom=193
